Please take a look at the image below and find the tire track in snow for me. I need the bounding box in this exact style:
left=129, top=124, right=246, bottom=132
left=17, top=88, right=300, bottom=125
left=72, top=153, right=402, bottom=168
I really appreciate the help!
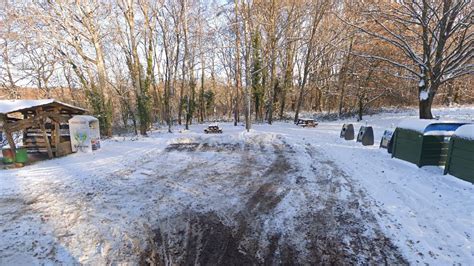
left=141, top=135, right=407, bottom=265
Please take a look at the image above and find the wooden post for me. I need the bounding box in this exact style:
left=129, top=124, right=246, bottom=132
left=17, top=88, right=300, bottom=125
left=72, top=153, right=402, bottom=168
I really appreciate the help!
left=36, top=109, right=54, bottom=159
left=54, top=122, right=60, bottom=156
left=39, top=119, right=53, bottom=159
left=1, top=114, right=16, bottom=161
left=5, top=131, right=16, bottom=161
left=52, top=108, right=61, bottom=157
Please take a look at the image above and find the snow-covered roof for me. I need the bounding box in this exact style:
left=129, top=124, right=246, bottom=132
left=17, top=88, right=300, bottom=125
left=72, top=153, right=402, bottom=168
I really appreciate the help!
left=0, top=99, right=86, bottom=114
left=453, top=124, right=474, bottom=140
left=397, top=119, right=467, bottom=134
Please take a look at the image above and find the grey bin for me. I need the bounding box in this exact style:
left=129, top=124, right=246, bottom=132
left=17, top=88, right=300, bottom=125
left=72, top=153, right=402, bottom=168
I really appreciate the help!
left=357, top=126, right=374, bottom=146
left=380, top=129, right=394, bottom=153
left=340, top=124, right=355, bottom=140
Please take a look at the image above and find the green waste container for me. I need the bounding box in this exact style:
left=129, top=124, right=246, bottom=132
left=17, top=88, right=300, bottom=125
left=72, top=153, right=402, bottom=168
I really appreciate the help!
left=15, top=148, right=28, bottom=164
left=392, top=120, right=468, bottom=167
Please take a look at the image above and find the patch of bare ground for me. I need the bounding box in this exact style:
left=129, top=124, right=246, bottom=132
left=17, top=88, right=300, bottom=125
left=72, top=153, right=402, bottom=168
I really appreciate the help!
left=140, top=137, right=407, bottom=265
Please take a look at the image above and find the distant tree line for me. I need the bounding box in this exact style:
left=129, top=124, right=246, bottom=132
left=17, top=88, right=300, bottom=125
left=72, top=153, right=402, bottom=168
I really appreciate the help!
left=0, top=0, right=472, bottom=135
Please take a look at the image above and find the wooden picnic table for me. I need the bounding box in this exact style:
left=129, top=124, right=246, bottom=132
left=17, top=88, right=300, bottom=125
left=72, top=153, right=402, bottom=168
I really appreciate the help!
left=296, top=118, right=318, bottom=128
left=204, top=125, right=223, bottom=134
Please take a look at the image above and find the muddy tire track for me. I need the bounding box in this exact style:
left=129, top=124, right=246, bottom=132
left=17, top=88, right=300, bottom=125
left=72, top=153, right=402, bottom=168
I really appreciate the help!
left=140, top=136, right=407, bottom=265
left=299, top=144, right=406, bottom=264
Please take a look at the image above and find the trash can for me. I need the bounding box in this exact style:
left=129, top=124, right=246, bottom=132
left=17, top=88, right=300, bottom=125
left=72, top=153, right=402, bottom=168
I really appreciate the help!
left=444, top=124, right=474, bottom=183
left=392, top=119, right=468, bottom=167
left=340, top=124, right=355, bottom=140
left=357, top=126, right=374, bottom=146
left=15, top=148, right=28, bottom=164
left=2, top=148, right=14, bottom=164
left=380, top=130, right=394, bottom=153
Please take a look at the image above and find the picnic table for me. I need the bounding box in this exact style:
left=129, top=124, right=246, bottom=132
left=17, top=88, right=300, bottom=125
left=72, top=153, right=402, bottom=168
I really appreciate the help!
left=204, top=124, right=223, bottom=134
left=296, top=118, right=318, bottom=128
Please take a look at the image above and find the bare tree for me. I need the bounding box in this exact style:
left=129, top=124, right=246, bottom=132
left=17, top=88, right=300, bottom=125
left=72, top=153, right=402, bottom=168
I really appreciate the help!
left=2, top=0, right=473, bottom=134
left=0, top=3, right=25, bottom=99
left=40, top=0, right=114, bottom=135
left=346, top=0, right=473, bottom=119
left=294, top=0, right=332, bottom=123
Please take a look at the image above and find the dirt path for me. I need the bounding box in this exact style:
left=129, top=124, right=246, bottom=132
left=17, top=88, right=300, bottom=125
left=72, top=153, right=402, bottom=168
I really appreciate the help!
left=141, top=136, right=407, bottom=265
left=0, top=133, right=407, bottom=264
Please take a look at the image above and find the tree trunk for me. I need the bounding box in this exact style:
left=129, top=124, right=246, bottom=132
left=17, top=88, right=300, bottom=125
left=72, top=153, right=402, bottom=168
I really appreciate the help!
left=293, top=3, right=323, bottom=123
left=280, top=46, right=294, bottom=120
left=233, top=0, right=241, bottom=126
left=93, top=39, right=113, bottom=137
left=419, top=97, right=434, bottom=119
left=338, top=39, right=353, bottom=117
left=199, top=58, right=205, bottom=123
left=357, top=96, right=363, bottom=121
left=418, top=81, right=437, bottom=119
left=294, top=83, right=305, bottom=123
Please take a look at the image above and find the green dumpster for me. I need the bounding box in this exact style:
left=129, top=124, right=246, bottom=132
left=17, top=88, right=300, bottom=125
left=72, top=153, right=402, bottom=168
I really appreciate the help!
left=392, top=120, right=468, bottom=167
left=444, top=124, right=474, bottom=183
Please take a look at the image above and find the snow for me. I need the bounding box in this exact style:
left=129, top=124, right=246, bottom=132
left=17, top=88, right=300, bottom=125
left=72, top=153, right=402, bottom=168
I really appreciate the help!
left=1, top=106, right=473, bottom=264
left=69, top=115, right=98, bottom=122
left=397, top=119, right=434, bottom=133
left=397, top=118, right=468, bottom=134
left=454, top=124, right=474, bottom=140
left=0, top=99, right=55, bottom=114
left=419, top=90, right=429, bottom=100
left=418, top=79, right=425, bottom=88
left=423, top=130, right=455, bottom=136
left=0, top=99, right=86, bottom=114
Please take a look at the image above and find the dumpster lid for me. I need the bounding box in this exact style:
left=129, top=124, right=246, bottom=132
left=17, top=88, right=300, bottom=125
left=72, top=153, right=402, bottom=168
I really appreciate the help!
left=453, top=124, right=474, bottom=140
left=397, top=119, right=468, bottom=134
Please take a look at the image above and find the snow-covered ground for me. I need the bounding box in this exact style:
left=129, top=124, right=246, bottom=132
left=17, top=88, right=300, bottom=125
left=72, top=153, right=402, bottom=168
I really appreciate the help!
left=1, top=107, right=473, bottom=264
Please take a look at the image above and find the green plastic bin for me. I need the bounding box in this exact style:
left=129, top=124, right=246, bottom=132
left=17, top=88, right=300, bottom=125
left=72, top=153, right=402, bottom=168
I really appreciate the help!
left=15, top=148, right=28, bottom=164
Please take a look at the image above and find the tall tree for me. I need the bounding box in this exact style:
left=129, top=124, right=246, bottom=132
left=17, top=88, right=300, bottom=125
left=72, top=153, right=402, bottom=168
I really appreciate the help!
left=294, top=1, right=330, bottom=123
left=117, top=0, right=153, bottom=135
left=348, top=0, right=473, bottom=119
left=41, top=1, right=114, bottom=136
left=251, top=30, right=264, bottom=122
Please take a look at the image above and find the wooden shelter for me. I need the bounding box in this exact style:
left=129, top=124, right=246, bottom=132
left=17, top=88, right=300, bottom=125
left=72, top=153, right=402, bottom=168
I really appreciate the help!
left=0, top=99, right=87, bottom=160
